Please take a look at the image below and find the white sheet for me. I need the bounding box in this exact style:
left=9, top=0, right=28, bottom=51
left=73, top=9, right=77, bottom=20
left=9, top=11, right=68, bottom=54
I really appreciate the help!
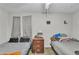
left=51, top=40, right=79, bottom=55
left=0, top=42, right=31, bottom=55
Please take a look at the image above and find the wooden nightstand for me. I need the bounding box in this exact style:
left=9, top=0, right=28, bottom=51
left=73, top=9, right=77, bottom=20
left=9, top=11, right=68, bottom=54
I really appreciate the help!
left=32, top=37, right=44, bottom=53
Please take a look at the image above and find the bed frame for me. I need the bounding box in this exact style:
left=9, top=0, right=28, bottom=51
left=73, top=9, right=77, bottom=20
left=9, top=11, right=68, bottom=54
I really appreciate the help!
left=26, top=43, right=32, bottom=55
left=50, top=44, right=58, bottom=55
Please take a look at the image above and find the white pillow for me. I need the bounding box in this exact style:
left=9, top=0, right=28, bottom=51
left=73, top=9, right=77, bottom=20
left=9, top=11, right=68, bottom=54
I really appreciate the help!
left=59, top=37, right=72, bottom=42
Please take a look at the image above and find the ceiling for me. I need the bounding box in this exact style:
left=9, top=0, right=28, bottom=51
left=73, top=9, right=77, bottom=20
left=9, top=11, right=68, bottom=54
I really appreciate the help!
left=0, top=3, right=79, bottom=13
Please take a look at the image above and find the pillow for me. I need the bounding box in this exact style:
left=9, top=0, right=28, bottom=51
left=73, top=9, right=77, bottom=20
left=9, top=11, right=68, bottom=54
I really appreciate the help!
left=8, top=37, right=18, bottom=43
left=20, top=37, right=30, bottom=42
left=59, top=37, right=71, bottom=42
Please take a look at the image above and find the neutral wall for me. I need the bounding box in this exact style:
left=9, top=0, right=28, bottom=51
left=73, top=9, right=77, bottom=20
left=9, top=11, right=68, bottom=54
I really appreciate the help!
left=8, top=13, right=72, bottom=47
left=32, top=13, right=72, bottom=47
left=0, top=8, right=10, bottom=44
left=72, top=12, right=79, bottom=40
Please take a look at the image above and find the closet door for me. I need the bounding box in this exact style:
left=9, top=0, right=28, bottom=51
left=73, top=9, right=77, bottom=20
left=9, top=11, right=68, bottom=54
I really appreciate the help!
left=22, top=16, right=32, bottom=38
left=11, top=16, right=21, bottom=38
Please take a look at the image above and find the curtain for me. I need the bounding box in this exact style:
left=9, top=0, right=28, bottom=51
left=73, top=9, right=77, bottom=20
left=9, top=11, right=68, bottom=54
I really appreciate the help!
left=11, top=16, right=21, bottom=38
left=22, top=16, right=32, bottom=38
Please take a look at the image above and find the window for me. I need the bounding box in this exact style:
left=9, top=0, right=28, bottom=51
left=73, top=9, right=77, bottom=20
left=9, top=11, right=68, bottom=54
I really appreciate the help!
left=11, top=16, right=32, bottom=38
left=11, top=16, right=21, bottom=38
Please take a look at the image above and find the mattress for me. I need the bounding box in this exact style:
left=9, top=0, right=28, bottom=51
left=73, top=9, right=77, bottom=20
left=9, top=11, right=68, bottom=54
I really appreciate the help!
left=51, top=40, right=79, bottom=55
left=0, top=42, right=31, bottom=55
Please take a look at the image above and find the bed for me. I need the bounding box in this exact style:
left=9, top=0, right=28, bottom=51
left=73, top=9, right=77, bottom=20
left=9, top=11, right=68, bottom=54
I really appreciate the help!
left=51, top=40, right=79, bottom=55
left=0, top=37, right=32, bottom=55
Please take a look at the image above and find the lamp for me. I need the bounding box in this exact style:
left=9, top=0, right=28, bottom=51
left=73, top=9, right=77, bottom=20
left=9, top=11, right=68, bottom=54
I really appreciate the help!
left=44, top=3, right=52, bottom=25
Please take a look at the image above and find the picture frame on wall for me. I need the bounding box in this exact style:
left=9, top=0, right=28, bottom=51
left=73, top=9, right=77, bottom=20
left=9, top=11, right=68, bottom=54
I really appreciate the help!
left=46, top=20, right=51, bottom=25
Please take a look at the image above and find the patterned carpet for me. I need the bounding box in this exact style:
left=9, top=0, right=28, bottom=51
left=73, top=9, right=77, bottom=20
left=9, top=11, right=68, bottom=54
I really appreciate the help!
left=29, top=48, right=55, bottom=55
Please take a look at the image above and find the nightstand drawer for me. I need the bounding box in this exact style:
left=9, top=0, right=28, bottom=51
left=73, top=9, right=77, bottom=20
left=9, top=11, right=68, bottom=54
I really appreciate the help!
left=36, top=41, right=41, bottom=44
left=36, top=48, right=44, bottom=53
left=36, top=49, right=40, bottom=52
left=36, top=45, right=40, bottom=47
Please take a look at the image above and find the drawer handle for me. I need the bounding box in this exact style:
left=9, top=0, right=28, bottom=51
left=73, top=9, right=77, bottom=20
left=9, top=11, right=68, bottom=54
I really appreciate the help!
left=36, top=49, right=40, bottom=51
left=37, top=45, right=40, bottom=47
left=37, top=41, right=40, bottom=43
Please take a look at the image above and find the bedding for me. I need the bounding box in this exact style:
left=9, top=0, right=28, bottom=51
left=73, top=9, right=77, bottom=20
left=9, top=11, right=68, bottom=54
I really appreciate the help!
left=1, top=50, right=21, bottom=55
left=51, top=40, right=79, bottom=55
left=0, top=41, right=31, bottom=55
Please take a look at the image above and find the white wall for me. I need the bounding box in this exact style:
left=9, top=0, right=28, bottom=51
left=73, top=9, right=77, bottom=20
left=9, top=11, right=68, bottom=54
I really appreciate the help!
left=0, top=8, right=10, bottom=44
left=72, top=12, right=79, bottom=40
left=8, top=13, right=72, bottom=47
left=32, top=13, right=72, bottom=47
